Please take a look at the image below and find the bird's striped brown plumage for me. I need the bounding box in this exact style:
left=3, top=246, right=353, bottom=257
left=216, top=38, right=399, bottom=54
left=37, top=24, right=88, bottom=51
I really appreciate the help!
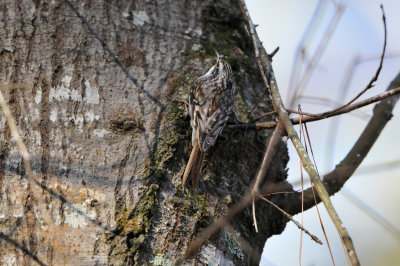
left=182, top=55, right=235, bottom=189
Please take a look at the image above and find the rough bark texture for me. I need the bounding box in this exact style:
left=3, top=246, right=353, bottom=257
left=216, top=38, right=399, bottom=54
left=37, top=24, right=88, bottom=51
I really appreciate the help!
left=0, top=0, right=288, bottom=265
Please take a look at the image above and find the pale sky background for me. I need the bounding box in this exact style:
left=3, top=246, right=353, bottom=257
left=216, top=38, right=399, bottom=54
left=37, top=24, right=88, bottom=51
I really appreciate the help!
left=245, top=0, right=400, bottom=265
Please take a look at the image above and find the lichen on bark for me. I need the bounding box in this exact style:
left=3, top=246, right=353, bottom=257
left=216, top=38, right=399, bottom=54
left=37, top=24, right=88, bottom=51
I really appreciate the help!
left=108, top=184, right=159, bottom=265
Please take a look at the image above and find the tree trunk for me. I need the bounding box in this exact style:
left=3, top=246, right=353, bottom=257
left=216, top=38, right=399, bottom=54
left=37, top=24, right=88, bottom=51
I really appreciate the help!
left=0, top=0, right=289, bottom=265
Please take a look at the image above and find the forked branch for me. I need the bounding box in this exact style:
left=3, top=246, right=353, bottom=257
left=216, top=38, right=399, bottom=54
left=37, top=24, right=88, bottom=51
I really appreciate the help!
left=228, top=85, right=400, bottom=130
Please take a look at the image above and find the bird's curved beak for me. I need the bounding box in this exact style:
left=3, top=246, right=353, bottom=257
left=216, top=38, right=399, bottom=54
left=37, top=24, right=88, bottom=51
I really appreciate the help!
left=215, top=51, right=223, bottom=61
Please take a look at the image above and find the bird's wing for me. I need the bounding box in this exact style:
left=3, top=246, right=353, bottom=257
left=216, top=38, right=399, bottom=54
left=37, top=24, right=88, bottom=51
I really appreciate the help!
left=192, top=80, right=234, bottom=152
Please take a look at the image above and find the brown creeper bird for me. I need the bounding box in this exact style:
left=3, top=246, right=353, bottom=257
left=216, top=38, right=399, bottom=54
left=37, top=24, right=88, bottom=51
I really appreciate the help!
left=182, top=54, right=235, bottom=189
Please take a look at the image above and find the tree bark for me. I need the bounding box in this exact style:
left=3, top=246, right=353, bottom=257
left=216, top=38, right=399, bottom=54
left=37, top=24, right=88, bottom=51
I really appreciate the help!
left=0, top=0, right=289, bottom=265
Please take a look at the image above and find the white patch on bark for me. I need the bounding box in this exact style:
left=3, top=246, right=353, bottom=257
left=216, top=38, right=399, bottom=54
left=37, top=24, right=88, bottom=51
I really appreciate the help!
left=49, top=75, right=72, bottom=102
left=70, top=88, right=82, bottom=102
left=74, top=114, right=84, bottom=130
left=28, top=102, right=40, bottom=121
left=1, top=254, right=17, bottom=266
left=33, top=108, right=40, bottom=121
left=194, top=28, right=203, bottom=36
left=191, top=44, right=202, bottom=51
left=49, top=105, right=99, bottom=129
left=85, top=111, right=100, bottom=123
left=133, top=11, right=150, bottom=26
left=201, top=243, right=234, bottom=266
left=84, top=80, right=100, bottom=105
left=150, top=254, right=172, bottom=265
left=63, top=200, right=96, bottom=229
left=49, top=76, right=101, bottom=105
left=50, top=108, right=58, bottom=122
left=34, top=89, right=42, bottom=104
left=93, top=129, right=110, bottom=137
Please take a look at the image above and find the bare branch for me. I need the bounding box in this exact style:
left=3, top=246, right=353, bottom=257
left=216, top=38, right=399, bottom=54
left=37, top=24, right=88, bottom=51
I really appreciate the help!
left=292, top=86, right=400, bottom=124
left=251, top=110, right=276, bottom=123
left=252, top=123, right=284, bottom=192
left=251, top=122, right=284, bottom=233
left=259, top=196, right=322, bottom=245
left=228, top=86, right=400, bottom=130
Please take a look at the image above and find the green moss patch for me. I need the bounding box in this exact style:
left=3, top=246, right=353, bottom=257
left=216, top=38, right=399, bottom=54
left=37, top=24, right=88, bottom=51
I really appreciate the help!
left=154, top=101, right=189, bottom=170
left=108, top=184, right=159, bottom=263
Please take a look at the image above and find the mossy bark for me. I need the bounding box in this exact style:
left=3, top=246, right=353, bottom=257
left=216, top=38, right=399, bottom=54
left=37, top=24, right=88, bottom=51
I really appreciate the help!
left=0, top=0, right=289, bottom=265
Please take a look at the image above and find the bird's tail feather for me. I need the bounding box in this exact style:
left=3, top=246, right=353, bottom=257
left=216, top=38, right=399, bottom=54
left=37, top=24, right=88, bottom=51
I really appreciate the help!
left=182, top=142, right=204, bottom=189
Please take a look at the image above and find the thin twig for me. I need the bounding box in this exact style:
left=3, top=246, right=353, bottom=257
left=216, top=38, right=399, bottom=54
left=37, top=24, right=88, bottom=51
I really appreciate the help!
left=286, top=73, right=400, bottom=266
left=288, top=108, right=320, bottom=117
left=287, top=0, right=330, bottom=100
left=0, top=88, right=53, bottom=239
left=295, top=95, right=345, bottom=108
left=325, top=53, right=400, bottom=171
left=265, top=191, right=295, bottom=196
left=310, top=183, right=338, bottom=265
left=248, top=87, right=270, bottom=117
left=269, top=46, right=280, bottom=58
left=292, top=86, right=400, bottom=124
left=259, top=196, right=322, bottom=245
left=294, top=97, right=370, bottom=120
left=251, top=110, right=276, bottom=123
left=298, top=109, right=304, bottom=266
left=300, top=108, right=338, bottom=265
left=252, top=198, right=258, bottom=232
left=289, top=4, right=345, bottom=107
left=337, top=5, right=387, bottom=109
